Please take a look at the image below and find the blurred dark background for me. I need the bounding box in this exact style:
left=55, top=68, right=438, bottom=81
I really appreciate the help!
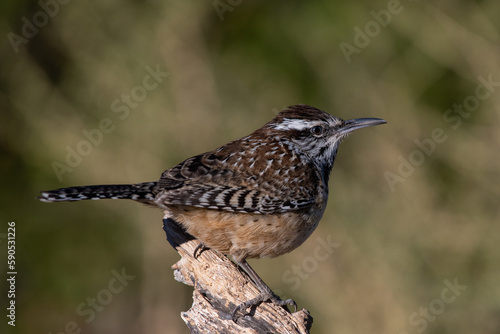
left=1, top=1, right=499, bottom=333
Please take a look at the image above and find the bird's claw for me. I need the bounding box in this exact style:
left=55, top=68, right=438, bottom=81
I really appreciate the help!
left=231, top=292, right=297, bottom=322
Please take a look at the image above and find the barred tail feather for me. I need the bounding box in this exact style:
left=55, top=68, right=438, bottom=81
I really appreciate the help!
left=38, top=182, right=159, bottom=203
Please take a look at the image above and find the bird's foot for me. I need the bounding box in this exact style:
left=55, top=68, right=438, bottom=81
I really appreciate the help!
left=193, top=243, right=208, bottom=258
left=231, top=292, right=297, bottom=322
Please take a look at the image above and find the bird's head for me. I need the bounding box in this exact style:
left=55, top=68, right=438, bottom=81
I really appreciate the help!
left=264, top=105, right=386, bottom=181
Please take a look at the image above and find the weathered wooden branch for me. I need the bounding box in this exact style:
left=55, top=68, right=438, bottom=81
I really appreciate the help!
left=162, top=218, right=313, bottom=333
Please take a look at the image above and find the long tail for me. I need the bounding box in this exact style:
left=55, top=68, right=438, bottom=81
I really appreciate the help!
left=38, top=181, right=160, bottom=203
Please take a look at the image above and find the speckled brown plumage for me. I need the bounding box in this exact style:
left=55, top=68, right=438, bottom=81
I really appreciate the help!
left=39, top=104, right=386, bottom=320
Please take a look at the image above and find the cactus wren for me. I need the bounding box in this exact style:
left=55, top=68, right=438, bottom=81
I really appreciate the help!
left=39, top=104, right=386, bottom=320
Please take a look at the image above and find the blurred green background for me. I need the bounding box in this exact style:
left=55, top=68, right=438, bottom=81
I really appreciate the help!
left=1, top=0, right=499, bottom=333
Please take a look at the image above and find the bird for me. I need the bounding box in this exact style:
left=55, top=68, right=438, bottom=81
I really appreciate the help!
left=38, top=104, right=386, bottom=320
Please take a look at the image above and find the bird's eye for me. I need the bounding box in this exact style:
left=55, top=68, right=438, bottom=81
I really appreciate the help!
left=310, top=125, right=325, bottom=136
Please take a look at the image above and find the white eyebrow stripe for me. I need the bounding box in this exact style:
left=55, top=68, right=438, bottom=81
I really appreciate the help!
left=272, top=119, right=317, bottom=131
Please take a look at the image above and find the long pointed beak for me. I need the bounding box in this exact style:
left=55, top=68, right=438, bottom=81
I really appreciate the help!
left=339, top=118, right=387, bottom=135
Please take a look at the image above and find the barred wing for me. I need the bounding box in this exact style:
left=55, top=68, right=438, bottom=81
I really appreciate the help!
left=155, top=147, right=318, bottom=214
